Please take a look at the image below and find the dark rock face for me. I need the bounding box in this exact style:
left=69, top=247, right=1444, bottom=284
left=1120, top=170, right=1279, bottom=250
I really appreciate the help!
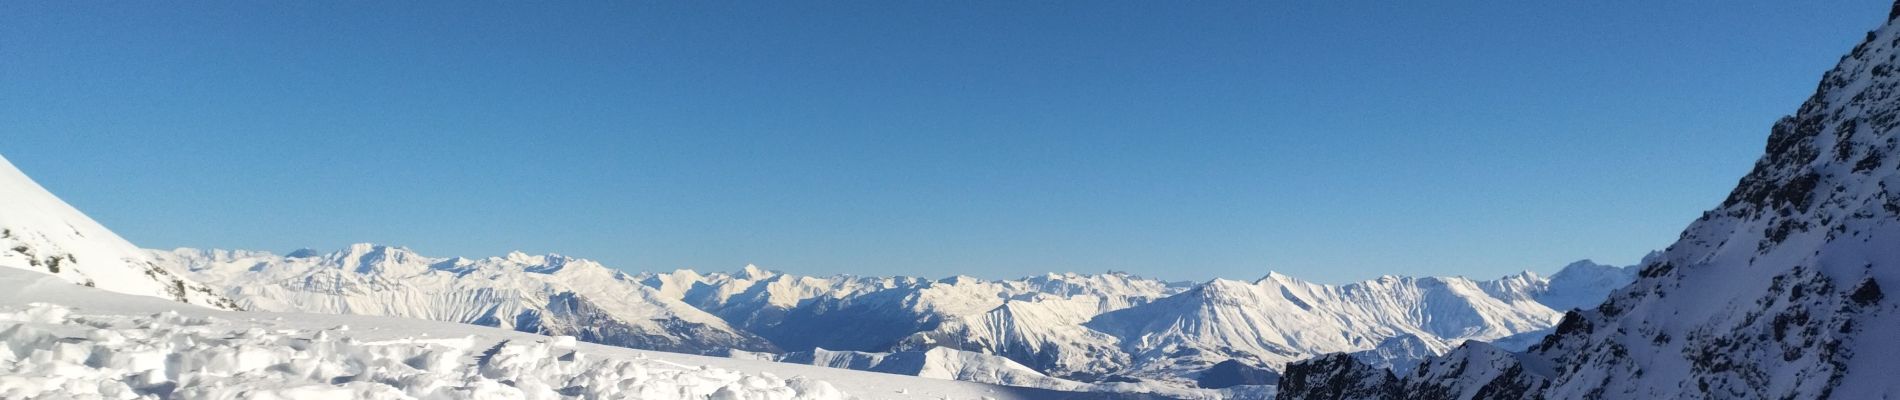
left=1279, top=3, right=1900, bottom=399
left=1275, top=354, right=1399, bottom=400
left=1196, top=359, right=1281, bottom=389
left=1398, top=343, right=1547, bottom=400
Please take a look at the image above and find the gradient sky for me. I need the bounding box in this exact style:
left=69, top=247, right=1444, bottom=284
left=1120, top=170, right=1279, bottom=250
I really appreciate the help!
left=2, top=1, right=1890, bottom=283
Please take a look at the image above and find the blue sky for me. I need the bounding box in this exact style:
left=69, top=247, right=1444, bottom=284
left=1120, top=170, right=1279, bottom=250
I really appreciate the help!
left=2, top=1, right=1889, bottom=283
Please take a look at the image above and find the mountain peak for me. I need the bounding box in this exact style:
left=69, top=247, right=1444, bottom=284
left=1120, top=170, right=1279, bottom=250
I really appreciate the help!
left=503, top=250, right=548, bottom=265
left=1549, top=259, right=1626, bottom=279
left=736, top=264, right=775, bottom=279
left=935, top=274, right=982, bottom=285
left=284, top=248, right=321, bottom=258
left=333, top=243, right=418, bottom=260
left=325, top=243, right=429, bottom=275
left=1561, top=258, right=1601, bottom=268
left=0, top=154, right=235, bottom=309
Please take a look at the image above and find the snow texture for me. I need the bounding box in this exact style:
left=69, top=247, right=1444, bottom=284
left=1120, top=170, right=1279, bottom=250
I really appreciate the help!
left=0, top=266, right=1115, bottom=400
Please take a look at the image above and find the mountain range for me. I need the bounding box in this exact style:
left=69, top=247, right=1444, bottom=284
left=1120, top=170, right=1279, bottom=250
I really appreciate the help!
left=152, top=241, right=1633, bottom=393
left=6, top=4, right=1893, bottom=399
left=0, top=137, right=1637, bottom=396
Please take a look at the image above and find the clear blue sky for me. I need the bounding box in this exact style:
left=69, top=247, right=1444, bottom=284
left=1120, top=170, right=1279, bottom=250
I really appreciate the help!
left=2, top=1, right=1889, bottom=283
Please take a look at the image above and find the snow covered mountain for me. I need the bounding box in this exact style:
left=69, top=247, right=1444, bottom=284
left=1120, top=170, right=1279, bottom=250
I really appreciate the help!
left=157, top=245, right=779, bottom=355
left=1277, top=6, right=1900, bottom=399
left=0, top=155, right=235, bottom=310
left=637, top=263, right=1632, bottom=388
left=127, top=238, right=1626, bottom=396
left=1347, top=335, right=1438, bottom=375
left=158, top=242, right=1632, bottom=393
left=893, top=293, right=1140, bottom=382
left=1529, top=259, right=1642, bottom=313
left=1084, top=272, right=1560, bottom=384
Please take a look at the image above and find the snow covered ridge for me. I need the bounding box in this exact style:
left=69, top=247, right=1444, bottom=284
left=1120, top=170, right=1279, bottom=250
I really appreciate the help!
left=0, top=155, right=235, bottom=310
left=643, top=261, right=1628, bottom=387
left=160, top=242, right=1633, bottom=392
left=148, top=245, right=779, bottom=356
left=1276, top=5, right=1900, bottom=399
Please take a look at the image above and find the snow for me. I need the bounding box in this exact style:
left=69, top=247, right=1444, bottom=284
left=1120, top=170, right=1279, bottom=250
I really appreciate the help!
left=0, top=155, right=233, bottom=310
left=153, top=246, right=778, bottom=355
left=0, top=267, right=1092, bottom=400
left=1084, top=272, right=1563, bottom=382
left=1530, top=260, right=1637, bottom=312
left=153, top=244, right=1626, bottom=392
left=646, top=263, right=1622, bottom=387
left=1346, top=335, right=1437, bottom=375
left=731, top=347, right=1090, bottom=392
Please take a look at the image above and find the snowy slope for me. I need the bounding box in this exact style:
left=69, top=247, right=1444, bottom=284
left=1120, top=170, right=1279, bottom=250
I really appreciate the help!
left=1530, top=259, right=1640, bottom=312
left=1276, top=6, right=1900, bottom=399
left=731, top=347, right=1094, bottom=392
left=0, top=267, right=1102, bottom=400
left=157, top=246, right=778, bottom=355
left=0, top=155, right=235, bottom=310
left=1085, top=272, right=1560, bottom=384
left=893, top=294, right=1136, bottom=381
left=645, top=266, right=922, bottom=341
left=641, top=268, right=1186, bottom=356
left=1346, top=335, right=1438, bottom=375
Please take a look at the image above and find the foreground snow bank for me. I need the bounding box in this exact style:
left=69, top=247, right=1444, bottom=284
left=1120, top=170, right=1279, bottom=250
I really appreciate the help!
left=0, top=302, right=845, bottom=400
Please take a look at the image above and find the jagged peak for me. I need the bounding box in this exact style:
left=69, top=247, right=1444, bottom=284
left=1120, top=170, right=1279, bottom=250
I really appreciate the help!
left=736, top=264, right=775, bottom=280
left=1637, top=249, right=1665, bottom=265
left=1559, top=259, right=1608, bottom=270
left=1195, top=278, right=1262, bottom=301
left=503, top=250, right=540, bottom=263
left=665, top=268, right=704, bottom=280
left=342, top=242, right=397, bottom=253
left=328, top=243, right=422, bottom=261
left=1500, top=269, right=1543, bottom=280
left=1255, top=270, right=1300, bottom=284
left=1375, top=333, right=1430, bottom=348
left=935, top=274, right=983, bottom=285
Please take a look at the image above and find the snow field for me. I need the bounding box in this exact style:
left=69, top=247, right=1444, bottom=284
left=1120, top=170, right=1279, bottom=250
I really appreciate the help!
left=0, top=303, right=846, bottom=400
